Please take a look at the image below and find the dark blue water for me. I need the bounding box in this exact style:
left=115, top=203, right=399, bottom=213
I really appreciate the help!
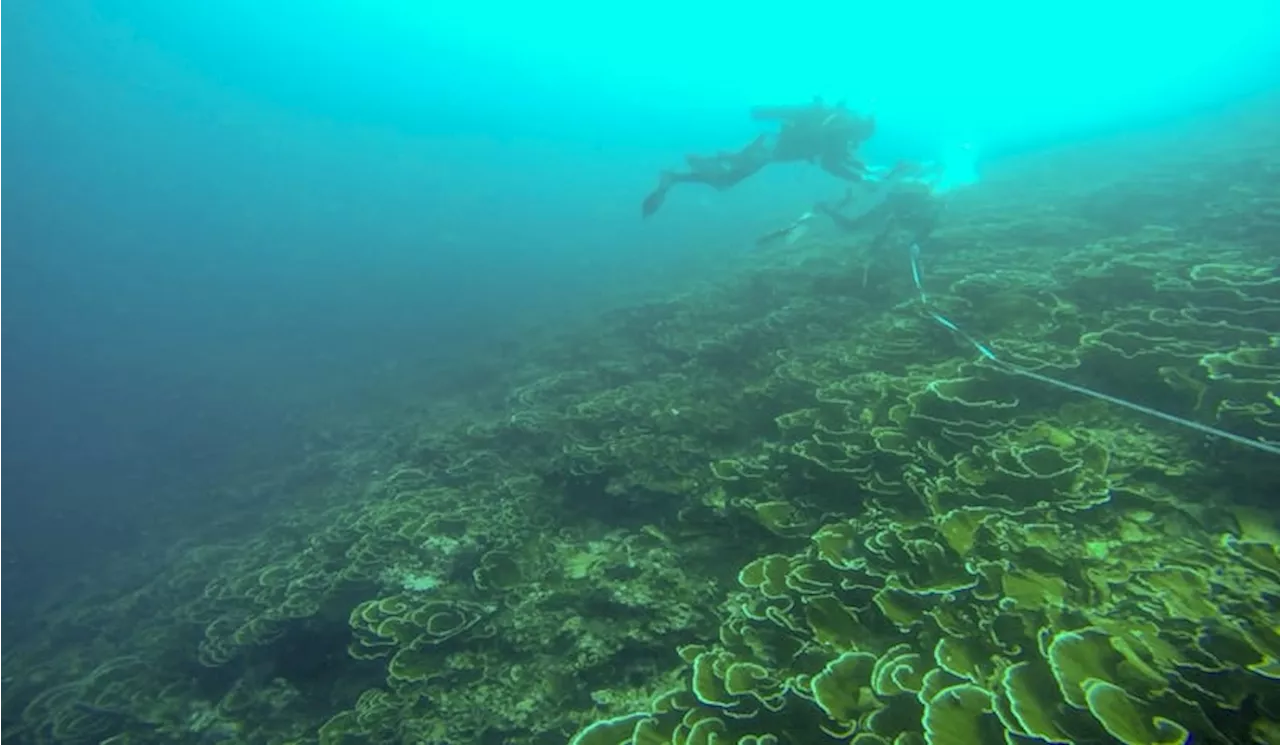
left=4, top=0, right=1279, bottom=615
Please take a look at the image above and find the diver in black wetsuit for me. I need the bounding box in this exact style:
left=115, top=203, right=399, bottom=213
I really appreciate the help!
left=824, top=174, right=943, bottom=248
left=641, top=135, right=773, bottom=218
left=641, top=98, right=876, bottom=218
left=756, top=162, right=946, bottom=250
left=754, top=98, right=875, bottom=181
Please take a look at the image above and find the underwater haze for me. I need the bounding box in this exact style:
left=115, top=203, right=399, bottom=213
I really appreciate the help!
left=3, top=1, right=1280, bottom=739
left=7, top=1, right=1280, bottom=745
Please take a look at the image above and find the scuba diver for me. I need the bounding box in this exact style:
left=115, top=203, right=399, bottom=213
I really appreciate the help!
left=754, top=161, right=949, bottom=293
left=641, top=97, right=877, bottom=218
left=756, top=161, right=946, bottom=249
left=641, top=135, right=773, bottom=218
left=753, top=98, right=875, bottom=180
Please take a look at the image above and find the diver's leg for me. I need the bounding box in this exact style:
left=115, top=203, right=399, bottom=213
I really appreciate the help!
left=641, top=170, right=703, bottom=217
left=714, top=158, right=769, bottom=191
left=642, top=184, right=670, bottom=218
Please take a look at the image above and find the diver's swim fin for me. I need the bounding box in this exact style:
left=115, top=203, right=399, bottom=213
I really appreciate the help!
left=641, top=186, right=669, bottom=218
left=755, top=212, right=815, bottom=247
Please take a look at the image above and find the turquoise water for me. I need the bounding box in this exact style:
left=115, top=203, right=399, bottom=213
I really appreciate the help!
left=4, top=0, right=1279, bottom=606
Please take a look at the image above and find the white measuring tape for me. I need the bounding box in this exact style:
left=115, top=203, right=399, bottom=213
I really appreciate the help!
left=906, top=242, right=1280, bottom=456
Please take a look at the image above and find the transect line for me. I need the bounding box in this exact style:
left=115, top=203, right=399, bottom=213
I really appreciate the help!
left=906, top=242, right=1280, bottom=456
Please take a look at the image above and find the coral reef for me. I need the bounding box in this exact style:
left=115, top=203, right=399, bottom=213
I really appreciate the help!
left=4, top=109, right=1279, bottom=745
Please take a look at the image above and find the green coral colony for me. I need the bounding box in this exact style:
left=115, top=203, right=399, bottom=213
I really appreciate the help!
left=5, top=142, right=1280, bottom=744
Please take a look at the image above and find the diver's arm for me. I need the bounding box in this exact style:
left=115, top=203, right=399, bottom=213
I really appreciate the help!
left=819, top=204, right=866, bottom=233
